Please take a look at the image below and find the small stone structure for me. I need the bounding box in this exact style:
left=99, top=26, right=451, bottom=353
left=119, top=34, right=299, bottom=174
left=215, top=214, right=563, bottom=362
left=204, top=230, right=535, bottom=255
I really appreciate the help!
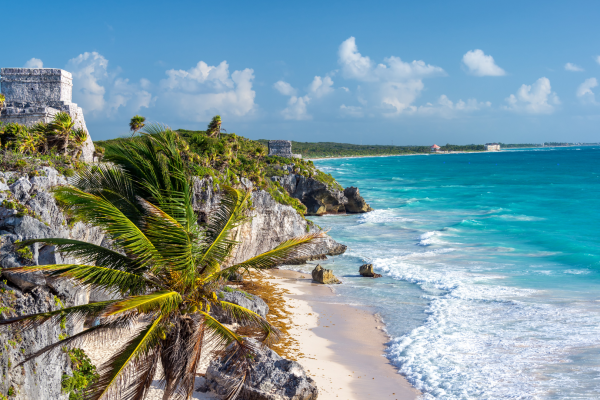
left=485, top=143, right=501, bottom=151
left=0, top=68, right=95, bottom=161
left=268, top=140, right=301, bottom=158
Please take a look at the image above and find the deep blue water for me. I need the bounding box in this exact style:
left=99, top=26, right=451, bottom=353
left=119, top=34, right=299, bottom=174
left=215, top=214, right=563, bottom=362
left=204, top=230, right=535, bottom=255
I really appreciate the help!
left=302, top=147, right=600, bottom=399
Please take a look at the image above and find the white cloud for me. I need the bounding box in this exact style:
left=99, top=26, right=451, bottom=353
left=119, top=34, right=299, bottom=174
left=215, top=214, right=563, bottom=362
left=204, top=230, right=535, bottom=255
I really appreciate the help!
left=339, top=37, right=445, bottom=82
left=308, top=76, right=334, bottom=98
left=273, top=80, right=296, bottom=96
left=159, top=61, right=256, bottom=120
left=282, top=96, right=311, bottom=120
left=275, top=75, right=335, bottom=119
left=462, top=49, right=506, bottom=77
left=417, top=95, right=491, bottom=118
left=576, top=77, right=598, bottom=104
left=504, top=77, right=559, bottom=114
left=337, top=37, right=445, bottom=117
left=565, top=63, right=584, bottom=72
left=596, top=56, right=600, bottom=65
left=340, top=104, right=363, bottom=117
left=24, top=58, right=43, bottom=68
left=67, top=52, right=152, bottom=117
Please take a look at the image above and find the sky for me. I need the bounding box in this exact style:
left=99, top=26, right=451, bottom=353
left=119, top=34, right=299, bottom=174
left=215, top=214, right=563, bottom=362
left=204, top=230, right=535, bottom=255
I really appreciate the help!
left=2, top=0, right=600, bottom=145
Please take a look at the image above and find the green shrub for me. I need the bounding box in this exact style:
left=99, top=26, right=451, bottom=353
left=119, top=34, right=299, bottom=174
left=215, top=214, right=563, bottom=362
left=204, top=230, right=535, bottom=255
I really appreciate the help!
left=61, top=348, right=98, bottom=400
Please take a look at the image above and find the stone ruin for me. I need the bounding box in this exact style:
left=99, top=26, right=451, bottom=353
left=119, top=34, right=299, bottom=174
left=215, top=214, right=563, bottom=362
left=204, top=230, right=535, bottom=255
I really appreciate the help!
left=268, top=140, right=301, bottom=159
left=0, top=68, right=95, bottom=161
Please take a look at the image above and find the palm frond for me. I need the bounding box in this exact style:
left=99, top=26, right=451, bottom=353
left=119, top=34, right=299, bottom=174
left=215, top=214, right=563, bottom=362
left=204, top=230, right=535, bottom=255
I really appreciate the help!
left=211, top=232, right=326, bottom=281
left=217, top=301, right=281, bottom=345
left=16, top=238, right=142, bottom=273
left=52, top=187, right=157, bottom=267
left=16, top=317, right=137, bottom=367
left=86, top=316, right=163, bottom=400
left=198, top=187, right=251, bottom=275
left=69, top=164, right=142, bottom=222
left=0, top=301, right=116, bottom=332
left=5, top=264, right=151, bottom=296
left=103, top=291, right=182, bottom=317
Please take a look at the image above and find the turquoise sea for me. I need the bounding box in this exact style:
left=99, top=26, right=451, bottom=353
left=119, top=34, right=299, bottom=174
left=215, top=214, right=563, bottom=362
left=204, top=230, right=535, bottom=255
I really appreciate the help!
left=305, top=146, right=600, bottom=399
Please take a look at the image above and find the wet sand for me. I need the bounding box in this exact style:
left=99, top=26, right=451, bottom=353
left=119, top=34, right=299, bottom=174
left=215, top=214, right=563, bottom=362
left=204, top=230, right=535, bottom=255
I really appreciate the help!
left=267, top=269, right=419, bottom=400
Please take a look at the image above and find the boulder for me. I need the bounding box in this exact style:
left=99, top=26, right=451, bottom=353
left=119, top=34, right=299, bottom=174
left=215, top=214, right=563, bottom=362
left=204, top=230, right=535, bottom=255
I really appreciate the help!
left=203, top=339, right=318, bottom=400
left=215, top=288, right=269, bottom=324
left=311, top=264, right=341, bottom=284
left=358, top=264, right=382, bottom=278
left=344, top=187, right=373, bottom=213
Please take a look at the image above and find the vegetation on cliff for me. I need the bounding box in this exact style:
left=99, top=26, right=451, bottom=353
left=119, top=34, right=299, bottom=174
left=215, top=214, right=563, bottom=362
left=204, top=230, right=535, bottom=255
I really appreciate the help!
left=1, top=127, right=323, bottom=399
left=96, top=120, right=342, bottom=215
left=0, top=112, right=89, bottom=159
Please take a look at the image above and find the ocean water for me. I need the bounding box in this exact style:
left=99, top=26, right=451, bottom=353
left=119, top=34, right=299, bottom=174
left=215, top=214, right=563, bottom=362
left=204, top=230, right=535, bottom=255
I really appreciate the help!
left=304, top=147, right=600, bottom=399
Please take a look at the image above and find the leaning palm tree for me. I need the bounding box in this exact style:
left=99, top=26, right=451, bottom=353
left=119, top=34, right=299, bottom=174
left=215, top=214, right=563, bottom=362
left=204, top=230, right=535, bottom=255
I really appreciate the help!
left=206, top=115, right=222, bottom=138
left=129, top=115, right=146, bottom=137
left=0, top=126, right=322, bottom=400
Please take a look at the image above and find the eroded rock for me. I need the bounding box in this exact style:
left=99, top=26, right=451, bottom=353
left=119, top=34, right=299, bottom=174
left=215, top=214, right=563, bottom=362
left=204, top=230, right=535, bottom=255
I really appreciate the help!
left=203, top=339, right=318, bottom=400
left=344, top=187, right=373, bottom=213
left=358, top=264, right=382, bottom=278
left=311, top=264, right=341, bottom=284
left=214, top=288, right=269, bottom=324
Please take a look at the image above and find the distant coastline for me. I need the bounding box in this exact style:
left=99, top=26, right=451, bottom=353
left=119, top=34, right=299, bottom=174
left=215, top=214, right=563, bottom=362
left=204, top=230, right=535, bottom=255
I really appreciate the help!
left=307, top=143, right=599, bottom=161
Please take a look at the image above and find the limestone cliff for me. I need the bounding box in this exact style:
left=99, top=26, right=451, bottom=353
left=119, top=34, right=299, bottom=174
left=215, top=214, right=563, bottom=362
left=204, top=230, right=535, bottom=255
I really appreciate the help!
left=270, top=166, right=373, bottom=215
left=192, top=177, right=347, bottom=264
left=0, top=167, right=105, bottom=400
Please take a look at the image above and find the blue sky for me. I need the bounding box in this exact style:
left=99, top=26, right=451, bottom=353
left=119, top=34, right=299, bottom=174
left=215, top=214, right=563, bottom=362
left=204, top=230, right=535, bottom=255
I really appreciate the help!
left=3, top=0, right=600, bottom=144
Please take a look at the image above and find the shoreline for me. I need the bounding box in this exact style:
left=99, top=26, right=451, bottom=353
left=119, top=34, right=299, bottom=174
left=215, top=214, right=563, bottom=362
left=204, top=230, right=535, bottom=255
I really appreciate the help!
left=306, top=144, right=596, bottom=161
left=266, top=269, right=420, bottom=400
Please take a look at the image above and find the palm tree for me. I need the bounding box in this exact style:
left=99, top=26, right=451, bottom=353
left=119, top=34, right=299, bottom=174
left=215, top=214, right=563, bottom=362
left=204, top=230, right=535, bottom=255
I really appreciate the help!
left=206, top=115, right=221, bottom=138
left=47, top=112, right=75, bottom=155
left=129, top=115, right=146, bottom=137
left=0, top=94, right=5, bottom=111
left=1, top=126, right=322, bottom=400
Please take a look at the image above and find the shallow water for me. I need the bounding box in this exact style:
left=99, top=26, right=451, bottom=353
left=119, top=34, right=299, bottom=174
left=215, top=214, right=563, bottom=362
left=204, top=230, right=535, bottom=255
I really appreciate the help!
left=302, top=147, right=600, bottom=399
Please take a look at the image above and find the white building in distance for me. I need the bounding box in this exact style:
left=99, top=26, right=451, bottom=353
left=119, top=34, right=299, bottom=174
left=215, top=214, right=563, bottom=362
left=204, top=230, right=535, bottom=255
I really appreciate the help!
left=485, top=143, right=501, bottom=151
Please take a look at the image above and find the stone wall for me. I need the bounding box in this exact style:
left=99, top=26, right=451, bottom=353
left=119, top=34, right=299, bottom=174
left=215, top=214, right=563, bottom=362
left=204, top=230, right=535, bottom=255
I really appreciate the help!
left=268, top=140, right=301, bottom=159
left=0, top=68, right=95, bottom=162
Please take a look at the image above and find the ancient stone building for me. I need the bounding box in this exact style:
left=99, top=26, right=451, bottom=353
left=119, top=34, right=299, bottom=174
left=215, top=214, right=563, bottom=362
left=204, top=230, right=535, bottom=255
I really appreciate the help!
left=0, top=68, right=95, bottom=161
left=268, top=140, right=301, bottom=158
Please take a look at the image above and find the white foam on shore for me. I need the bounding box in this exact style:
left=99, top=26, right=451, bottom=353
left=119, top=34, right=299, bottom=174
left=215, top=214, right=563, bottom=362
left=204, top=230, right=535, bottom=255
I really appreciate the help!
left=372, top=255, right=600, bottom=399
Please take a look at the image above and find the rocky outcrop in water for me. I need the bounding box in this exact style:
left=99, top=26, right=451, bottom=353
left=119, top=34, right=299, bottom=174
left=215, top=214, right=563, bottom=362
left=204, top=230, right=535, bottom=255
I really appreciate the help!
left=358, top=264, right=381, bottom=278
left=270, top=168, right=372, bottom=216
left=311, top=265, right=341, bottom=284
left=0, top=167, right=105, bottom=400
left=202, top=338, right=318, bottom=400
left=344, top=187, right=374, bottom=213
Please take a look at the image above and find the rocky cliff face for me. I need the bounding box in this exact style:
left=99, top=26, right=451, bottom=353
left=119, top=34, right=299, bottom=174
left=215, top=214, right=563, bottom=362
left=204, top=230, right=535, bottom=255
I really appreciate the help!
left=270, top=168, right=373, bottom=216
left=192, top=177, right=347, bottom=264
left=0, top=167, right=105, bottom=400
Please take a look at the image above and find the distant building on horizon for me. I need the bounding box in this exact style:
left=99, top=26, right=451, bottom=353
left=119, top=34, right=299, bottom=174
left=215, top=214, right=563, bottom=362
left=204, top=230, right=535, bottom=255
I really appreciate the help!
left=268, top=140, right=302, bottom=158
left=485, top=143, right=501, bottom=151
left=431, top=144, right=441, bottom=152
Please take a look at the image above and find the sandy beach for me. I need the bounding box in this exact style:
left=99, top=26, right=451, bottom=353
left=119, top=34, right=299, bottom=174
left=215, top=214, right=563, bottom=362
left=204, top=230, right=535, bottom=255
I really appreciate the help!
left=265, top=269, right=419, bottom=400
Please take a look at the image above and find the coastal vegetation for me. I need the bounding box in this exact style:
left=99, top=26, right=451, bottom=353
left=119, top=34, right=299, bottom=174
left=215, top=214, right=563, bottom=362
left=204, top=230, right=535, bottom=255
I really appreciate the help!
left=0, top=112, right=88, bottom=159
left=0, top=126, right=323, bottom=399
left=263, top=141, right=487, bottom=158
left=96, top=120, right=342, bottom=215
